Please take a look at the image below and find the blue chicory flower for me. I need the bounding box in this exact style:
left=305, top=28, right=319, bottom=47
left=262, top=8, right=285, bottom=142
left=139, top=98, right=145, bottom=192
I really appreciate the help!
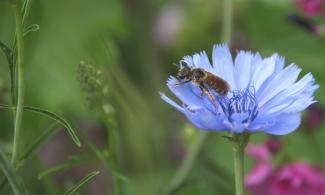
left=160, top=44, right=319, bottom=135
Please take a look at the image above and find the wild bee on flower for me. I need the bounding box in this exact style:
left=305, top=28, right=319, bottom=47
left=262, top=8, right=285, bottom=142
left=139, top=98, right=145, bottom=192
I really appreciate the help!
left=175, top=61, right=229, bottom=109
left=161, top=44, right=319, bottom=134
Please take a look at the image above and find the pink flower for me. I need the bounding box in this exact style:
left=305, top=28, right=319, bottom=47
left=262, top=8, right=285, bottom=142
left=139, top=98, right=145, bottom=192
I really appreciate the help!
left=246, top=144, right=271, bottom=162
left=245, top=139, right=281, bottom=195
left=245, top=162, right=274, bottom=195
left=266, top=139, right=282, bottom=155
left=246, top=140, right=325, bottom=195
left=305, top=103, right=325, bottom=129
left=271, top=162, right=325, bottom=195
left=246, top=162, right=325, bottom=195
left=295, top=0, right=325, bottom=17
left=246, top=138, right=281, bottom=162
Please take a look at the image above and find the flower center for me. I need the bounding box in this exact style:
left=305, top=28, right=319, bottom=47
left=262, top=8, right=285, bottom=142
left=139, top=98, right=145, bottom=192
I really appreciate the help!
left=217, top=88, right=259, bottom=126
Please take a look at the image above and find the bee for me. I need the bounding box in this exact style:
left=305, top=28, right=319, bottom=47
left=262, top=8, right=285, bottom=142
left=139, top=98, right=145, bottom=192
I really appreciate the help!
left=175, top=62, right=229, bottom=108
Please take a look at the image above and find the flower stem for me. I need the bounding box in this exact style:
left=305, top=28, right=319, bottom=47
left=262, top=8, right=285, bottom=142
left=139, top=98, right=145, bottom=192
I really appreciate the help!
left=221, top=0, right=233, bottom=44
left=233, top=143, right=244, bottom=195
left=11, top=2, right=25, bottom=167
left=231, top=133, right=250, bottom=195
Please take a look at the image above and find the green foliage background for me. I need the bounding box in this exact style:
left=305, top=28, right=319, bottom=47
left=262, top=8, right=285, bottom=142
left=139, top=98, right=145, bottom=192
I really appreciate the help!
left=0, top=0, right=325, bottom=194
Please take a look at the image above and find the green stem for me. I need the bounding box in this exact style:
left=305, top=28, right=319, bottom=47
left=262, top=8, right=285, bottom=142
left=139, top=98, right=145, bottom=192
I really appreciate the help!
left=100, top=109, right=121, bottom=195
left=221, top=0, right=233, bottom=44
left=165, top=131, right=208, bottom=194
left=231, top=133, right=250, bottom=195
left=108, top=128, right=121, bottom=195
left=11, top=2, right=25, bottom=166
left=233, top=144, right=244, bottom=195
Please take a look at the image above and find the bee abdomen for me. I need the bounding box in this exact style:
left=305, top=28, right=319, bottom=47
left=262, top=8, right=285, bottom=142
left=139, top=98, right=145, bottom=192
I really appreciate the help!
left=206, top=74, right=229, bottom=96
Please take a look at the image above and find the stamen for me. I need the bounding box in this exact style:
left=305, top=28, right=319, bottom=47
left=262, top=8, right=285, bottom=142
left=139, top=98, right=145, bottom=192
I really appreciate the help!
left=217, top=87, right=259, bottom=125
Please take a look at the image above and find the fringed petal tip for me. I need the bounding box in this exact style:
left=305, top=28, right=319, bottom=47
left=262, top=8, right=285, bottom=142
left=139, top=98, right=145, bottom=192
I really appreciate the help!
left=159, top=92, right=184, bottom=112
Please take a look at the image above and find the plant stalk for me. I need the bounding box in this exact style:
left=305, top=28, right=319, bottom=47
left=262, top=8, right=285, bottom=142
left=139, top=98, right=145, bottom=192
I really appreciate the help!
left=233, top=143, right=244, bottom=195
left=221, top=0, right=233, bottom=44
left=11, top=2, right=25, bottom=166
left=109, top=128, right=121, bottom=195
left=100, top=108, right=121, bottom=195
left=231, top=133, right=250, bottom=195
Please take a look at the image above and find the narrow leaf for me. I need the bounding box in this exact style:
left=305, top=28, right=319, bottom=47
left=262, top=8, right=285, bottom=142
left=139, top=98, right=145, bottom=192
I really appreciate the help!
left=111, top=169, right=129, bottom=183
left=0, top=148, right=27, bottom=195
left=24, top=24, right=40, bottom=36
left=0, top=104, right=12, bottom=110
left=221, top=135, right=236, bottom=142
left=63, top=171, right=100, bottom=195
left=80, top=133, right=129, bottom=183
left=0, top=41, right=14, bottom=68
left=19, top=123, right=58, bottom=163
left=0, top=41, right=15, bottom=103
left=23, top=106, right=81, bottom=147
left=0, top=104, right=81, bottom=147
left=38, top=155, right=92, bottom=180
left=21, top=0, right=32, bottom=24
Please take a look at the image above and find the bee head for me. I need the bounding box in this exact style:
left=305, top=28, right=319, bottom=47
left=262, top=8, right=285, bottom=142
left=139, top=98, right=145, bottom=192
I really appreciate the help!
left=177, top=62, right=191, bottom=80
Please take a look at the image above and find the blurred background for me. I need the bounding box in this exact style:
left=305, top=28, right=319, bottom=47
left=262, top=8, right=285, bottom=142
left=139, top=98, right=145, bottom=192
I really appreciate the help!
left=0, top=0, right=325, bottom=194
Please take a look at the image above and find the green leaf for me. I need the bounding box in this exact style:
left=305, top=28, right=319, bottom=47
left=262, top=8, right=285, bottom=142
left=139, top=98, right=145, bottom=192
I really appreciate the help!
left=23, top=106, right=81, bottom=147
left=0, top=104, right=81, bottom=147
left=63, top=171, right=100, bottom=195
left=0, top=104, right=12, bottom=110
left=19, top=123, right=58, bottom=163
left=79, top=133, right=129, bottom=183
left=0, top=41, right=15, bottom=104
left=23, top=24, right=40, bottom=36
left=38, top=155, right=92, bottom=180
left=0, top=147, right=27, bottom=195
left=21, top=0, right=32, bottom=24
left=221, top=135, right=236, bottom=143
left=111, top=169, right=129, bottom=183
left=0, top=41, right=14, bottom=69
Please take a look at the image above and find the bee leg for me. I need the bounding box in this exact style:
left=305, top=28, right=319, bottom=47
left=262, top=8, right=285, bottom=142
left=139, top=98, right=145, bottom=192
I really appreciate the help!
left=199, top=86, right=205, bottom=97
left=174, top=80, right=191, bottom=86
left=199, top=85, right=218, bottom=109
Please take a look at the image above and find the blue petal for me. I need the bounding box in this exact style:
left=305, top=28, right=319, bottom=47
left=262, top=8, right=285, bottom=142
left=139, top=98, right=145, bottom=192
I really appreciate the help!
left=258, top=73, right=318, bottom=117
left=193, top=51, right=213, bottom=71
left=234, top=51, right=253, bottom=90
left=250, top=54, right=277, bottom=92
left=251, top=52, right=262, bottom=69
left=160, top=92, right=227, bottom=131
left=183, top=107, right=228, bottom=131
left=182, top=55, right=195, bottom=67
left=273, top=55, right=285, bottom=74
left=284, top=84, right=319, bottom=113
left=264, top=113, right=301, bottom=135
left=255, top=55, right=285, bottom=96
left=212, top=44, right=236, bottom=90
left=257, top=63, right=301, bottom=106
left=160, top=92, right=184, bottom=112
left=167, top=77, right=203, bottom=107
left=247, top=120, right=274, bottom=133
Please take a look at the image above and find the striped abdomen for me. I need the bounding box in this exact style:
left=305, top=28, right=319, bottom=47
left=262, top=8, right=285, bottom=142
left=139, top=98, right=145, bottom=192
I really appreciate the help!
left=205, top=72, right=229, bottom=95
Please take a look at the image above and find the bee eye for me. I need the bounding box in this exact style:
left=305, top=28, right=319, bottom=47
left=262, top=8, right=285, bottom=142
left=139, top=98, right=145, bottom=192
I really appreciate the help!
left=177, top=68, right=190, bottom=79
left=180, top=61, right=188, bottom=68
